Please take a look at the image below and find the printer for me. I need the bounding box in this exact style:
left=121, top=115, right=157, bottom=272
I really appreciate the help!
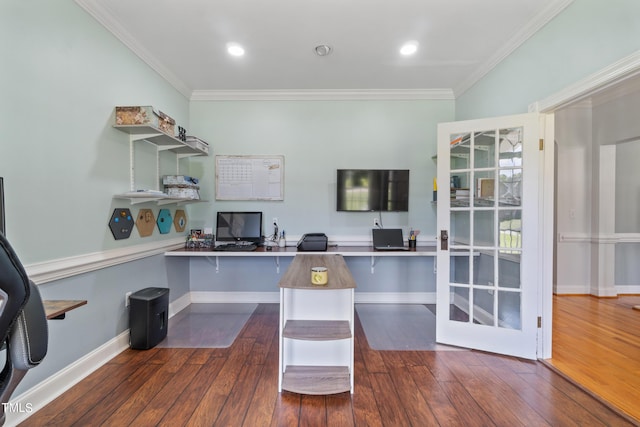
left=297, top=233, right=328, bottom=251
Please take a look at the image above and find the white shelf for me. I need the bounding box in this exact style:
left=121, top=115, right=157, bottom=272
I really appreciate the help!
left=112, top=121, right=210, bottom=206
left=113, top=124, right=208, bottom=156
left=281, top=366, right=351, bottom=395
left=157, top=197, right=206, bottom=206
left=283, top=320, right=351, bottom=341
left=113, top=193, right=206, bottom=206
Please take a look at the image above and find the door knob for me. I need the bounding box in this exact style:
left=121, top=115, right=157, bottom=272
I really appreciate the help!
left=440, top=230, right=448, bottom=250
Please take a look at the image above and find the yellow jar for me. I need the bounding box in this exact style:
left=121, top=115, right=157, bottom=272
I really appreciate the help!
left=311, top=267, right=328, bottom=286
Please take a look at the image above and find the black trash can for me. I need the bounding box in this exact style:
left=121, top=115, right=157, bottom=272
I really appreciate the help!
left=129, top=287, right=169, bottom=350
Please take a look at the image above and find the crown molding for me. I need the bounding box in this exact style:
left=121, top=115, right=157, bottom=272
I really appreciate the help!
left=190, top=89, right=455, bottom=101
left=530, top=50, right=640, bottom=112
left=454, top=0, right=575, bottom=98
left=588, top=69, right=640, bottom=108
left=74, top=0, right=192, bottom=99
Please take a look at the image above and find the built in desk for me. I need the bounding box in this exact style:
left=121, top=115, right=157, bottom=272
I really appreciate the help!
left=165, top=245, right=438, bottom=274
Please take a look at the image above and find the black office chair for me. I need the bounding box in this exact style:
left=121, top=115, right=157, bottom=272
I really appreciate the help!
left=0, top=233, right=48, bottom=425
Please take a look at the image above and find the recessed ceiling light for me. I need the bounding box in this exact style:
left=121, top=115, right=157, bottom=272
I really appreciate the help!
left=227, top=43, right=245, bottom=57
left=400, top=41, right=418, bottom=56
left=314, top=45, right=332, bottom=56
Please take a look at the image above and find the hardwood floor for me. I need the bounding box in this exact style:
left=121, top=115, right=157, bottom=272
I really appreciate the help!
left=20, top=302, right=636, bottom=426
left=545, top=294, right=640, bottom=423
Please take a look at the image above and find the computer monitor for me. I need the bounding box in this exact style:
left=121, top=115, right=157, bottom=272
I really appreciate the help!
left=215, top=212, right=263, bottom=243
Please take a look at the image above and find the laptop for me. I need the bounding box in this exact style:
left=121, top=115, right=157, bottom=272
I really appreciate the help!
left=372, top=228, right=408, bottom=251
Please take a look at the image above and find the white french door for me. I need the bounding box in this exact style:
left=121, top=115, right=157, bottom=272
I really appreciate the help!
left=436, top=112, right=543, bottom=359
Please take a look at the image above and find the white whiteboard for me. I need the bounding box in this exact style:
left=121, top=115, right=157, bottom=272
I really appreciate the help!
left=215, top=155, right=284, bottom=200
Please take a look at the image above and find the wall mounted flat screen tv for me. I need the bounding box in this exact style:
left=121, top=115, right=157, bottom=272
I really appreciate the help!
left=337, top=169, right=409, bottom=212
left=216, top=211, right=263, bottom=243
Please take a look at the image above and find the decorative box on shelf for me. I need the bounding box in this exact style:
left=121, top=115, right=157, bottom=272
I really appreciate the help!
left=163, top=175, right=198, bottom=186
left=166, top=187, right=199, bottom=200
left=184, top=136, right=210, bottom=155
left=115, top=106, right=175, bottom=136
left=163, top=175, right=200, bottom=200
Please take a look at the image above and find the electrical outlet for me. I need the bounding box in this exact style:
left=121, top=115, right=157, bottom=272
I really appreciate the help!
left=373, top=218, right=380, bottom=227
left=125, top=291, right=132, bottom=307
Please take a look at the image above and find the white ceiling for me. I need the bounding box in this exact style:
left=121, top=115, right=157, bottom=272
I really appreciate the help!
left=76, top=0, right=573, bottom=99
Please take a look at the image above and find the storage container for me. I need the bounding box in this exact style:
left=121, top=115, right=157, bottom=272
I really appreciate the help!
left=162, top=175, right=198, bottom=186
left=115, top=106, right=176, bottom=136
left=185, top=136, right=210, bottom=154
left=166, top=187, right=200, bottom=199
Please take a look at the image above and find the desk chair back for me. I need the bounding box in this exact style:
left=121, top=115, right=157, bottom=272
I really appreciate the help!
left=0, top=233, right=48, bottom=425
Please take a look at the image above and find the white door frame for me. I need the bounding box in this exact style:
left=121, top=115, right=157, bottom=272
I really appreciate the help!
left=529, top=50, right=640, bottom=359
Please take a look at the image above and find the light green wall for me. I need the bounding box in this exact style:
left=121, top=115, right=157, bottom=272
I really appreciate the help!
left=1, top=0, right=192, bottom=397
left=187, top=100, right=454, bottom=239
left=1, top=0, right=190, bottom=264
left=456, top=0, right=640, bottom=120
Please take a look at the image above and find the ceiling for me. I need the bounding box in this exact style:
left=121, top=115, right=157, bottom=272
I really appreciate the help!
left=76, top=0, right=573, bottom=100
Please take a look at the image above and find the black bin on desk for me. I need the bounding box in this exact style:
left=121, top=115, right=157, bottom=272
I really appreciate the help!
left=129, top=287, right=169, bottom=350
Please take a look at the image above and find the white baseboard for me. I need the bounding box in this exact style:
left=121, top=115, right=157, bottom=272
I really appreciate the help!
left=168, top=292, right=192, bottom=317
left=591, top=286, right=618, bottom=298
left=190, top=291, right=280, bottom=304
left=188, top=291, right=436, bottom=305
left=616, top=285, right=640, bottom=295
left=554, top=284, right=640, bottom=296
left=8, top=293, right=192, bottom=426
left=354, top=292, right=436, bottom=304
left=554, top=284, right=591, bottom=295
left=6, top=330, right=131, bottom=426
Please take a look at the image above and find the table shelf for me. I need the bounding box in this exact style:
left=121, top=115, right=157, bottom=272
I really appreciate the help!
left=283, top=320, right=351, bottom=341
left=44, top=300, right=87, bottom=320
left=282, top=365, right=351, bottom=395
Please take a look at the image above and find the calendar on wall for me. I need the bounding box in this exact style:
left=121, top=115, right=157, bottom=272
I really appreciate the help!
left=215, top=155, right=284, bottom=200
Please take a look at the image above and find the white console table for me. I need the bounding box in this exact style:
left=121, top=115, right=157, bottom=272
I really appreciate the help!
left=278, top=254, right=356, bottom=395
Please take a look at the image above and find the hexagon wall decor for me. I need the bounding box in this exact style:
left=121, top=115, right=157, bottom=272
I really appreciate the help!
left=108, top=208, right=134, bottom=240
left=174, top=209, right=187, bottom=232
left=156, top=209, right=172, bottom=234
left=136, top=208, right=155, bottom=237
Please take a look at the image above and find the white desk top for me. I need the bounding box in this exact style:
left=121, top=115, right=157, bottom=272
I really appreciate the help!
left=165, top=245, right=438, bottom=257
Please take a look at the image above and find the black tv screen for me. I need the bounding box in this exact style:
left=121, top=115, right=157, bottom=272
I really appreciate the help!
left=216, top=212, right=263, bottom=243
left=337, top=169, right=409, bottom=212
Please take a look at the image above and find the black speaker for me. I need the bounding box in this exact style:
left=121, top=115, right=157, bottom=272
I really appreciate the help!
left=129, top=287, right=169, bottom=350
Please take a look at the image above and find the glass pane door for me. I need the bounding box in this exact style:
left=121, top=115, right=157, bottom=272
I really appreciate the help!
left=436, top=113, right=540, bottom=359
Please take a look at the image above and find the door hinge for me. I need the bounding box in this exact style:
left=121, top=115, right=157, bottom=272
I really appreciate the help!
left=537, top=316, right=542, bottom=328
left=539, top=139, right=544, bottom=151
